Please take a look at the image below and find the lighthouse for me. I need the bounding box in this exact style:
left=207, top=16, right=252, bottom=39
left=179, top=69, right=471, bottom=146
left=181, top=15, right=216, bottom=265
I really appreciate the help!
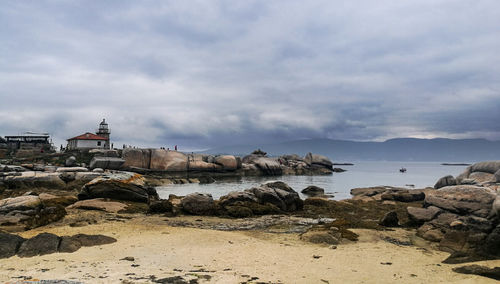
left=96, top=119, right=111, bottom=149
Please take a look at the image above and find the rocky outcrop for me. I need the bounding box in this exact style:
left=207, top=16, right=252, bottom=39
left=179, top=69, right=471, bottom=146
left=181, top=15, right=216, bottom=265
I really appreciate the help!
left=150, top=149, right=188, bottom=171
left=424, top=185, right=495, bottom=218
left=180, top=193, right=215, bottom=215
left=409, top=183, right=499, bottom=263
left=242, top=154, right=282, bottom=175
left=304, top=152, right=333, bottom=169
left=0, top=233, right=25, bottom=258
left=0, top=232, right=116, bottom=258
left=0, top=195, right=66, bottom=231
left=351, top=186, right=426, bottom=202
left=122, top=148, right=151, bottom=169
left=3, top=172, right=66, bottom=189
left=455, top=161, right=500, bottom=185
left=78, top=172, right=158, bottom=203
left=218, top=181, right=303, bottom=217
left=89, top=157, right=125, bottom=170
left=434, top=175, right=457, bottom=189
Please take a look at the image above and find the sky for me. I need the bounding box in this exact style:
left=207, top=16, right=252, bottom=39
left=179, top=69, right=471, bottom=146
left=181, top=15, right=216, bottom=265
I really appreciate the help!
left=1, top=0, right=500, bottom=150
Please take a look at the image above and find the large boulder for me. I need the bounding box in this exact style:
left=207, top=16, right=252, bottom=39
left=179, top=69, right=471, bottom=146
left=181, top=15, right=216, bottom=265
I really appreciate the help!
left=214, top=155, right=238, bottom=171
left=0, top=233, right=25, bottom=258
left=407, top=206, right=442, bottom=223
left=89, top=157, right=125, bottom=170
left=0, top=195, right=66, bottom=231
left=122, top=148, right=151, bottom=169
left=59, top=234, right=117, bottom=253
left=253, top=157, right=282, bottom=175
left=3, top=172, right=66, bottom=189
left=219, top=181, right=303, bottom=216
left=424, top=185, right=496, bottom=218
left=180, top=193, right=215, bottom=215
left=304, top=153, right=333, bottom=169
left=434, top=175, right=457, bottom=189
left=470, top=161, right=500, bottom=174
left=150, top=149, right=188, bottom=171
left=0, top=195, right=42, bottom=213
left=468, top=172, right=495, bottom=183
left=17, top=233, right=60, bottom=257
left=301, top=186, right=325, bottom=197
left=78, top=172, right=158, bottom=203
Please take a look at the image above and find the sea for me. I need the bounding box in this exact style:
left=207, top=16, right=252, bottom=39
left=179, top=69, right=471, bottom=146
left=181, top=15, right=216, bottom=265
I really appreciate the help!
left=155, top=161, right=468, bottom=200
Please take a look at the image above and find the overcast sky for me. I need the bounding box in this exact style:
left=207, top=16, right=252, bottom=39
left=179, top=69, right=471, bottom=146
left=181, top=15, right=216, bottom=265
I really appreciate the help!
left=1, top=1, right=499, bottom=150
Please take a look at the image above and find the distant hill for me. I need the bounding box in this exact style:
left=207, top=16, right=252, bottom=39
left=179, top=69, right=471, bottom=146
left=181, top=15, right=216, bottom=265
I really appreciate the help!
left=200, top=138, right=500, bottom=162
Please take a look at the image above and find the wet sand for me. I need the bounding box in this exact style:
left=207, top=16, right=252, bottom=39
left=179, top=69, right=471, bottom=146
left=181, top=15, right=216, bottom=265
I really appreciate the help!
left=1, top=214, right=498, bottom=283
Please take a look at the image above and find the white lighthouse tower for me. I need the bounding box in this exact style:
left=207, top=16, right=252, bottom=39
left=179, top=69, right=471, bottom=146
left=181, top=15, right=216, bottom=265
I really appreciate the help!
left=96, top=119, right=111, bottom=149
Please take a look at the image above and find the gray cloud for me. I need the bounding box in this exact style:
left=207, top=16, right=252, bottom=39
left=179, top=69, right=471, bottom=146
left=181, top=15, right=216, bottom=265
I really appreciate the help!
left=1, top=0, right=499, bottom=150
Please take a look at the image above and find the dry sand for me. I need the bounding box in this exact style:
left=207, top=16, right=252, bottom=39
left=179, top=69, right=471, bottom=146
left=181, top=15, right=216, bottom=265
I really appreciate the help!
left=1, top=214, right=499, bottom=283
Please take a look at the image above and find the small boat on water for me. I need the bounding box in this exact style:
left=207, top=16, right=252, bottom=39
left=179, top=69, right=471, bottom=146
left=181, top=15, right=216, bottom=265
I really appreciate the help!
left=399, top=167, right=407, bottom=173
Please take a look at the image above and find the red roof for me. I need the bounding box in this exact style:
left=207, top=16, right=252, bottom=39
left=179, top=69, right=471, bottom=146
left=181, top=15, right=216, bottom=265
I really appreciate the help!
left=67, top=132, right=108, bottom=141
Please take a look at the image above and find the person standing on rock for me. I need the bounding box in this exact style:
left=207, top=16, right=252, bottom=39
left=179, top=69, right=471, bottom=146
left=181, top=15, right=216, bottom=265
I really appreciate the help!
left=175, top=145, right=177, bottom=151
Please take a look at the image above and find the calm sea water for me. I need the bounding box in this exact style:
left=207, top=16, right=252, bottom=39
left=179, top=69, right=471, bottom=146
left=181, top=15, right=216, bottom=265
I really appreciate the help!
left=156, top=161, right=468, bottom=200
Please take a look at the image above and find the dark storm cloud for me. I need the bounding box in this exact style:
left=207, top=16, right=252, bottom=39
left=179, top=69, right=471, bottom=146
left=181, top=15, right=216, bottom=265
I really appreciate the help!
left=1, top=0, right=499, bottom=150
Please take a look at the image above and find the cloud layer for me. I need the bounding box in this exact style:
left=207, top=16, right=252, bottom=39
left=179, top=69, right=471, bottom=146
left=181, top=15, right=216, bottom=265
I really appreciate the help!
left=1, top=0, right=499, bottom=150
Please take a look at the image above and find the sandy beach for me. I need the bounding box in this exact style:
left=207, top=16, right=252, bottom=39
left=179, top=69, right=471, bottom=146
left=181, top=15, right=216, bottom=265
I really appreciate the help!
left=1, top=214, right=498, bottom=284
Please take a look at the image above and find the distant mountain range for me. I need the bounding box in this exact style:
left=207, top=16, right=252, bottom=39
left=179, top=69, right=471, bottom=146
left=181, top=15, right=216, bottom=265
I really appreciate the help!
left=201, top=138, right=500, bottom=162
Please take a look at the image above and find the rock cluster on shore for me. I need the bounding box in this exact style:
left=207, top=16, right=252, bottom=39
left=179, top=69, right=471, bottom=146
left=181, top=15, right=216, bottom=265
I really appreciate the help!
left=414, top=161, right=500, bottom=263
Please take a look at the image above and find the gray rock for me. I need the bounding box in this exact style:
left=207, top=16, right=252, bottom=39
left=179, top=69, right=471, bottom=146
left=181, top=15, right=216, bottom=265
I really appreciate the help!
left=17, top=233, right=60, bottom=257
left=214, top=155, right=238, bottom=171
left=78, top=172, right=158, bottom=203
left=219, top=191, right=259, bottom=207
left=65, top=156, right=76, bottom=167
left=122, top=148, right=151, bottom=169
left=301, top=185, right=325, bottom=197
left=304, top=152, right=333, bottom=168
left=180, top=193, right=215, bottom=215
left=469, top=172, right=495, bottom=183
left=59, top=234, right=116, bottom=253
left=407, top=206, right=442, bottom=223
left=0, top=195, right=41, bottom=213
left=3, top=172, right=66, bottom=189
left=424, top=185, right=496, bottom=218
left=434, top=175, right=457, bottom=189
left=470, top=161, right=500, bottom=174
left=381, top=190, right=425, bottom=202
left=150, top=149, right=188, bottom=171
left=89, top=157, right=125, bottom=170
left=92, top=168, right=104, bottom=173
left=0, top=233, right=25, bottom=258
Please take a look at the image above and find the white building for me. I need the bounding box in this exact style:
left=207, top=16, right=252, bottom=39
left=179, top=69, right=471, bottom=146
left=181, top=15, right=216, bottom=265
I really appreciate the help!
left=66, top=132, right=108, bottom=150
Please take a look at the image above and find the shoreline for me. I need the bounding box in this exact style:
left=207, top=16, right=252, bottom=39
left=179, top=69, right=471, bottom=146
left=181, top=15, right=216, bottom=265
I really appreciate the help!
left=2, top=213, right=498, bottom=283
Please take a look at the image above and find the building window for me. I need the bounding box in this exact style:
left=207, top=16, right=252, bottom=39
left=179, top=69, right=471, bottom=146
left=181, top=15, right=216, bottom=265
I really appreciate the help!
left=97, top=141, right=101, bottom=146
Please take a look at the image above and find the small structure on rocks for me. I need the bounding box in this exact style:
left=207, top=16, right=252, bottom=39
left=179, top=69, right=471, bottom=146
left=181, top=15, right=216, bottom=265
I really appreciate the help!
left=66, top=119, right=111, bottom=150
